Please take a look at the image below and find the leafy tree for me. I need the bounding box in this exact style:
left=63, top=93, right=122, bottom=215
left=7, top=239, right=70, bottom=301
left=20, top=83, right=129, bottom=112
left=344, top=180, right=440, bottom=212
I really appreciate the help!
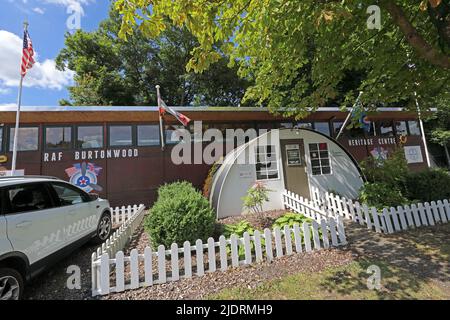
left=114, top=0, right=450, bottom=117
left=56, top=8, right=250, bottom=106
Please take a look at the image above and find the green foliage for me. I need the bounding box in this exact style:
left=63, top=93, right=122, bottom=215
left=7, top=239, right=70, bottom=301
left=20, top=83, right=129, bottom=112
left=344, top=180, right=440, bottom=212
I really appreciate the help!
left=222, top=220, right=256, bottom=259
left=56, top=6, right=250, bottom=106
left=272, top=212, right=313, bottom=230
left=242, top=182, right=272, bottom=214
left=115, top=0, right=449, bottom=117
left=405, top=169, right=450, bottom=203
left=360, top=148, right=409, bottom=190
left=144, top=182, right=215, bottom=247
left=359, top=182, right=409, bottom=210
left=223, top=220, right=255, bottom=239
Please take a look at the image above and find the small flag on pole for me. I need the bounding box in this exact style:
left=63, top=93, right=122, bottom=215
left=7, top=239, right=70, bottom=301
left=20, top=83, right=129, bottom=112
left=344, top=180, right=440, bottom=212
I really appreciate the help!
left=21, top=29, right=35, bottom=76
left=158, top=97, right=191, bottom=126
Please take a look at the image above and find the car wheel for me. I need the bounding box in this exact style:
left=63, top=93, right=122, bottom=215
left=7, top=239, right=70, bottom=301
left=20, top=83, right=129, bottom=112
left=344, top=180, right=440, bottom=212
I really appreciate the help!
left=92, top=213, right=112, bottom=244
left=0, top=268, right=23, bottom=300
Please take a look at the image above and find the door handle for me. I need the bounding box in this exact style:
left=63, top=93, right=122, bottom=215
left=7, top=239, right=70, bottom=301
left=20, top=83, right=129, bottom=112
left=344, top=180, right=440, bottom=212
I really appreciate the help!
left=16, top=221, right=32, bottom=228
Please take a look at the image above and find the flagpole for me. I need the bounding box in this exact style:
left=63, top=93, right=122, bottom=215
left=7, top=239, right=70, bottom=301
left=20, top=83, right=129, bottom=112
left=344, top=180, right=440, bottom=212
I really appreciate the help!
left=156, top=85, right=165, bottom=151
left=11, top=21, right=29, bottom=176
left=336, top=91, right=363, bottom=140
left=414, top=91, right=431, bottom=168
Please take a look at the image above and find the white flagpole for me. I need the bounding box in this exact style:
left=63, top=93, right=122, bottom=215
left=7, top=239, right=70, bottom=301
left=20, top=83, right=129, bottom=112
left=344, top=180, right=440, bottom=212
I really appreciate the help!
left=11, top=21, right=29, bottom=176
left=336, top=91, right=363, bottom=140
left=156, top=85, right=165, bottom=151
left=414, top=91, right=431, bottom=168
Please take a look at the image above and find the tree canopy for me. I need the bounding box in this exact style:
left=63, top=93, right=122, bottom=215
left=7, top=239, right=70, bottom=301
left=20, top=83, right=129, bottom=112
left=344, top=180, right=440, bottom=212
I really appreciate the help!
left=56, top=9, right=250, bottom=106
left=114, top=0, right=450, bottom=118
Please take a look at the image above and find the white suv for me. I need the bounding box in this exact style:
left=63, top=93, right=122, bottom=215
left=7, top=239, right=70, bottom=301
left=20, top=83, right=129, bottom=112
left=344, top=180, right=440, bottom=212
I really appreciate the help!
left=0, top=176, right=111, bottom=300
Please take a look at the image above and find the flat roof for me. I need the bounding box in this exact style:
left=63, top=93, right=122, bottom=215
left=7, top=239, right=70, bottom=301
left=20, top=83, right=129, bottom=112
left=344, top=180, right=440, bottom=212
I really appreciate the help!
left=0, top=105, right=430, bottom=112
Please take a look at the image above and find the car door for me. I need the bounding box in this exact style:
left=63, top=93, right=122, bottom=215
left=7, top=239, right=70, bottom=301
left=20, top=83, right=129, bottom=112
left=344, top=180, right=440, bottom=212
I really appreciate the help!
left=4, top=183, right=66, bottom=265
left=48, top=182, right=97, bottom=244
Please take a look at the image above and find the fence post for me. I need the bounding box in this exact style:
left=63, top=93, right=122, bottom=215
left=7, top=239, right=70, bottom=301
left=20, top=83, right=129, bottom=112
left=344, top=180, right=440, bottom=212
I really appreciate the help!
left=184, top=241, right=192, bottom=278
left=254, top=230, right=263, bottom=262
left=303, top=222, right=312, bottom=252
left=158, top=245, right=166, bottom=283
left=293, top=223, right=303, bottom=253
left=100, top=253, right=110, bottom=295
left=218, top=237, right=227, bottom=271
left=144, top=247, right=153, bottom=286
left=171, top=243, right=180, bottom=281
left=207, top=237, right=216, bottom=272
left=264, top=228, right=273, bottom=262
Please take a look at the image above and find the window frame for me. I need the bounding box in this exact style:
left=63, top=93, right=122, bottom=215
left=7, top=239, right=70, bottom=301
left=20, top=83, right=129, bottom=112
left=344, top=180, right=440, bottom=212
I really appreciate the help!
left=7, top=125, right=40, bottom=152
left=136, top=124, right=161, bottom=147
left=43, top=125, right=74, bottom=151
left=47, top=181, right=91, bottom=207
left=407, top=120, right=422, bottom=136
left=312, top=121, right=331, bottom=136
left=2, top=182, right=57, bottom=215
left=107, top=124, right=135, bottom=148
left=75, top=124, right=105, bottom=150
left=308, top=143, right=332, bottom=176
left=255, top=144, right=280, bottom=181
left=0, top=125, right=3, bottom=153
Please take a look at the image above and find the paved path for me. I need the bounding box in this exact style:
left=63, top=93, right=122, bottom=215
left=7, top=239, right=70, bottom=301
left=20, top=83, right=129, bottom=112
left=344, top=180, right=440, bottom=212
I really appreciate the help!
left=343, top=220, right=450, bottom=296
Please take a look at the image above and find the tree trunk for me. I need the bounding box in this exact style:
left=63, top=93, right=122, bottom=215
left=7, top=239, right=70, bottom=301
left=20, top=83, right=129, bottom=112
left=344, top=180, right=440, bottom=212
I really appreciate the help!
left=381, top=1, right=450, bottom=69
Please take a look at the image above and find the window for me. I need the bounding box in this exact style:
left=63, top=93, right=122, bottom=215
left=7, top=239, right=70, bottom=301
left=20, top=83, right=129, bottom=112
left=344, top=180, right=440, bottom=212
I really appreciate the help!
left=165, top=124, right=186, bottom=144
left=376, top=121, right=394, bottom=136
left=395, top=121, right=408, bottom=136
left=0, top=126, right=3, bottom=152
left=45, top=126, right=72, bottom=150
left=137, top=125, right=160, bottom=146
left=9, top=127, right=39, bottom=151
left=51, top=183, right=88, bottom=206
left=309, top=143, right=331, bottom=175
left=109, top=125, right=133, bottom=147
left=279, top=122, right=293, bottom=129
left=408, top=120, right=421, bottom=136
left=5, top=184, right=53, bottom=214
left=295, top=122, right=313, bottom=129
left=313, top=122, right=331, bottom=136
left=332, top=121, right=344, bottom=137
left=255, top=145, right=279, bottom=180
left=77, top=126, right=103, bottom=149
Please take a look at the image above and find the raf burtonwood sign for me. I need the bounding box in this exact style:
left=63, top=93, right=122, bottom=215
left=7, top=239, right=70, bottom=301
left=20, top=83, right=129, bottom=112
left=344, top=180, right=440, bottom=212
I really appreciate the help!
left=43, top=148, right=139, bottom=162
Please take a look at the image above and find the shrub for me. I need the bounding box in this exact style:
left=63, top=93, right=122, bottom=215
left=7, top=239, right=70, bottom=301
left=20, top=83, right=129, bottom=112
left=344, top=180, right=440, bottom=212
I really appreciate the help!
left=405, top=169, right=450, bottom=203
left=359, top=182, right=408, bottom=210
left=144, top=181, right=215, bottom=247
left=360, top=148, right=409, bottom=191
left=242, top=181, right=272, bottom=214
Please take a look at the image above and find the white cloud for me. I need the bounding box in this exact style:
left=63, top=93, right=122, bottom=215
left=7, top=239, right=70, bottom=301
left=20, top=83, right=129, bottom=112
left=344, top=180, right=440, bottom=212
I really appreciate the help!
left=33, top=7, right=45, bottom=14
left=0, top=88, right=11, bottom=95
left=0, top=30, right=74, bottom=91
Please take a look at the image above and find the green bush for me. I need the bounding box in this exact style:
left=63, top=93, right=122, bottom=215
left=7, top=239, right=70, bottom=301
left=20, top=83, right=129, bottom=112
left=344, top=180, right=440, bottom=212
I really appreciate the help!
left=144, top=181, right=215, bottom=247
left=360, top=148, right=409, bottom=191
left=405, top=169, right=450, bottom=203
left=359, top=182, right=408, bottom=210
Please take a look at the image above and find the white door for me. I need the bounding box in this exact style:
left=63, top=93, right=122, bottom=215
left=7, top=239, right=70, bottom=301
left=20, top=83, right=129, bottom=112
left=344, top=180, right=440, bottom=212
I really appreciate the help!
left=48, top=182, right=97, bottom=244
left=4, top=183, right=66, bottom=265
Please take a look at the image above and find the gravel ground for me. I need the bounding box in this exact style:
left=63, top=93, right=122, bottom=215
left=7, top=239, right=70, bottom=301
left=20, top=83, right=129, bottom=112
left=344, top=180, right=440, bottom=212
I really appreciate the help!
left=23, top=240, right=98, bottom=300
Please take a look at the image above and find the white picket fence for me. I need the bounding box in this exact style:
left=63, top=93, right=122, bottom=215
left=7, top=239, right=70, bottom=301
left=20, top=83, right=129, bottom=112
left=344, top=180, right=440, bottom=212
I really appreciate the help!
left=307, top=187, right=450, bottom=234
left=110, top=205, right=143, bottom=226
left=91, top=217, right=347, bottom=296
left=281, top=190, right=329, bottom=222
left=93, top=204, right=146, bottom=262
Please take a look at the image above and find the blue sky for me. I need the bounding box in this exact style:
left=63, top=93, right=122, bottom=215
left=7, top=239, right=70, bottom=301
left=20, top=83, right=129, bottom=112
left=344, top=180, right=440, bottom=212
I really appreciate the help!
left=0, top=0, right=110, bottom=106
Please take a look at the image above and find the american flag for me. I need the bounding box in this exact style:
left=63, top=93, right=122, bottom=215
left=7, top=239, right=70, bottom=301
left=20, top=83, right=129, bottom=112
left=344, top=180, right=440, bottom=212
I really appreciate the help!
left=158, top=97, right=191, bottom=126
left=21, top=30, right=35, bottom=77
